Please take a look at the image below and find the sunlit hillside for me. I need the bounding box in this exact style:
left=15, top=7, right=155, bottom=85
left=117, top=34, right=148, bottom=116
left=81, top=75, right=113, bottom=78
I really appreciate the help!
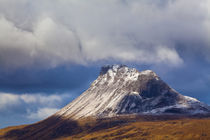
left=1, top=115, right=210, bottom=140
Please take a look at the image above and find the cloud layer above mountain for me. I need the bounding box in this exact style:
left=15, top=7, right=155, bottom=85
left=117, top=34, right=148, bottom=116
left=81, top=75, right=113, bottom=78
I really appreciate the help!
left=1, top=0, right=210, bottom=69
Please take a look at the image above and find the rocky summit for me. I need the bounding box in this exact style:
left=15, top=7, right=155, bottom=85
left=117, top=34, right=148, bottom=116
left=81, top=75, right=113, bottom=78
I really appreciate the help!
left=54, top=65, right=210, bottom=119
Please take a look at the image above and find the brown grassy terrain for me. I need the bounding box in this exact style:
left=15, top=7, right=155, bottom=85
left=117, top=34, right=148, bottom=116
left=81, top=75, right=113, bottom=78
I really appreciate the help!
left=1, top=115, right=210, bottom=140
left=66, top=118, right=210, bottom=140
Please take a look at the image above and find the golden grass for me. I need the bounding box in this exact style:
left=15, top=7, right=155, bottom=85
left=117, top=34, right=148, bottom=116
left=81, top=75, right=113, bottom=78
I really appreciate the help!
left=58, top=118, right=210, bottom=140
left=1, top=116, right=210, bottom=140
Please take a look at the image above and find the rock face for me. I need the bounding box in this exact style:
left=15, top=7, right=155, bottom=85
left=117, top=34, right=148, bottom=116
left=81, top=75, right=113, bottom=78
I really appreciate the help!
left=55, top=65, right=210, bottom=119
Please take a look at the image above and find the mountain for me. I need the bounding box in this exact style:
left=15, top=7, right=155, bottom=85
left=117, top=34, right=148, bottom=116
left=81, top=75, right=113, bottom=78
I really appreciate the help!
left=1, top=65, right=210, bottom=140
left=54, top=65, right=210, bottom=119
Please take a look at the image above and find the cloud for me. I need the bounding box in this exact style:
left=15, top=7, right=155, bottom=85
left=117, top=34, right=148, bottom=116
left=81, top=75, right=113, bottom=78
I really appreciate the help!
left=0, top=92, right=74, bottom=127
left=27, top=107, right=59, bottom=120
left=0, top=0, right=209, bottom=69
left=0, top=15, right=82, bottom=69
left=0, top=92, right=65, bottom=110
left=0, top=93, right=20, bottom=109
left=19, top=94, right=63, bottom=106
left=0, top=92, right=72, bottom=120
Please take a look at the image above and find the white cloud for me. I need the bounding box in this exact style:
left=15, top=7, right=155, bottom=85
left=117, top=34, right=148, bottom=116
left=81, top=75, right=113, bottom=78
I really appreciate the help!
left=0, top=15, right=83, bottom=69
left=0, top=93, right=20, bottom=109
left=0, top=92, right=71, bottom=120
left=27, top=107, right=59, bottom=120
left=19, top=94, right=63, bottom=106
left=0, top=92, right=65, bottom=109
left=156, top=46, right=183, bottom=66
left=0, top=0, right=210, bottom=69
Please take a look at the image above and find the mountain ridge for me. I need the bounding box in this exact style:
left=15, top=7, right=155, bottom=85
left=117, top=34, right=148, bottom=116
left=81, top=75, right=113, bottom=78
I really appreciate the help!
left=54, top=64, right=210, bottom=119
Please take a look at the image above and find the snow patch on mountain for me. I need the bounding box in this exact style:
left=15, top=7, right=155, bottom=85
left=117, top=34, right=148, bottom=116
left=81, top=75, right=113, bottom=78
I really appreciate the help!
left=54, top=65, right=210, bottom=119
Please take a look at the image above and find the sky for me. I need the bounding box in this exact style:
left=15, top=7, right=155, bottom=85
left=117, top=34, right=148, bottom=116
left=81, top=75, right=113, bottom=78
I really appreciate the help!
left=0, top=0, right=210, bottom=128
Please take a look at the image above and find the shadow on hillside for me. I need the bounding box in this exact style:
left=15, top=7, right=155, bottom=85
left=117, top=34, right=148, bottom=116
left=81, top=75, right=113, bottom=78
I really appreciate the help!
left=3, top=116, right=81, bottom=140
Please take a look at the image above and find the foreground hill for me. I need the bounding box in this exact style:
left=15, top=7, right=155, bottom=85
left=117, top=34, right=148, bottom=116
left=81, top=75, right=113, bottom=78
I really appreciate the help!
left=1, top=115, right=210, bottom=140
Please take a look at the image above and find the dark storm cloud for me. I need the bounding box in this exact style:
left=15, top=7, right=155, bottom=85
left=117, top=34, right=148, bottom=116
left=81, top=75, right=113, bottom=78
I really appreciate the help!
left=1, top=0, right=209, bottom=69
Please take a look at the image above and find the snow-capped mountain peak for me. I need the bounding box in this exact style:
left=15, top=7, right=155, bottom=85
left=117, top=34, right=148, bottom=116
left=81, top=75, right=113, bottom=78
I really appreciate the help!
left=55, top=65, right=210, bottom=119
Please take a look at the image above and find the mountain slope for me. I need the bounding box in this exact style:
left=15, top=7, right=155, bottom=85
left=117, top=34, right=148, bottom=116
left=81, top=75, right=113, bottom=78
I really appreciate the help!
left=55, top=65, right=210, bottom=119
